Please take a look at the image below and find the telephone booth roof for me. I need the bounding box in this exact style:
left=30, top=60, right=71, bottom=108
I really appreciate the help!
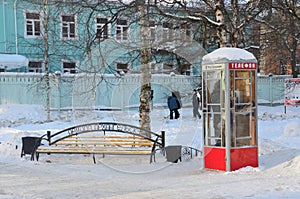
left=202, top=47, right=257, bottom=65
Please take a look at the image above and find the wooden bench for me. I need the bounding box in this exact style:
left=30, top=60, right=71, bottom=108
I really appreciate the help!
left=35, top=122, right=165, bottom=163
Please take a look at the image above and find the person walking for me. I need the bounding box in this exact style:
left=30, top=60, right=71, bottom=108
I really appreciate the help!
left=192, top=89, right=201, bottom=119
left=167, top=91, right=181, bottom=119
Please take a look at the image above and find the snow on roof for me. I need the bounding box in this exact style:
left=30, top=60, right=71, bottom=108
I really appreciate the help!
left=202, top=47, right=257, bottom=64
left=0, top=54, right=29, bottom=70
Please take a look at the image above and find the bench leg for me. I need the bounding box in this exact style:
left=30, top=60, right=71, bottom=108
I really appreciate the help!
left=93, top=154, right=96, bottom=164
left=150, top=151, right=156, bottom=163
left=30, top=152, right=35, bottom=161
left=36, top=152, right=39, bottom=161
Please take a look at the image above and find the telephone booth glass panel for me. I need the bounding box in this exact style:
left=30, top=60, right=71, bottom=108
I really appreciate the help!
left=202, top=69, right=226, bottom=147
left=230, top=70, right=257, bottom=147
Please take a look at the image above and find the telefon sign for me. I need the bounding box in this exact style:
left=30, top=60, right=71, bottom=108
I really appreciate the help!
left=229, top=62, right=257, bottom=70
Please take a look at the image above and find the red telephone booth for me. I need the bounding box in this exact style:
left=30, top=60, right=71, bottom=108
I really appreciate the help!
left=201, top=48, right=258, bottom=171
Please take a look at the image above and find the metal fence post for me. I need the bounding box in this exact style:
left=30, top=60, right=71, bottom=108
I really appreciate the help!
left=269, top=76, right=273, bottom=106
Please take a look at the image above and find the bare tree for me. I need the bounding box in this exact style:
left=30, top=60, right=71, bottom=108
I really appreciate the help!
left=19, top=1, right=271, bottom=125
left=43, top=0, right=51, bottom=121
left=137, top=0, right=152, bottom=134
left=18, top=0, right=52, bottom=121
left=61, top=1, right=153, bottom=131
left=18, top=1, right=134, bottom=120
left=257, top=0, right=299, bottom=77
left=151, top=0, right=268, bottom=48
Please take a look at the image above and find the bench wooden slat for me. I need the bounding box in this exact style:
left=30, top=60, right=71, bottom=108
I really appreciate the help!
left=54, top=142, right=153, bottom=147
left=37, top=146, right=152, bottom=151
left=36, top=147, right=152, bottom=155
left=59, top=139, right=152, bottom=143
left=51, top=135, right=154, bottom=147
left=36, top=134, right=154, bottom=155
left=64, top=135, right=148, bottom=139
left=62, top=139, right=151, bottom=141
left=60, top=138, right=152, bottom=142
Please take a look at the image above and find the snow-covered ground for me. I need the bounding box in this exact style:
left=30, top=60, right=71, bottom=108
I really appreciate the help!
left=0, top=104, right=300, bottom=199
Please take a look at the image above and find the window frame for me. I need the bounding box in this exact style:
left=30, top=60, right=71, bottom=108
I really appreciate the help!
left=28, top=60, right=44, bottom=73
left=25, top=11, right=42, bottom=38
left=180, top=23, right=192, bottom=41
left=116, top=62, right=129, bottom=74
left=95, top=16, right=110, bottom=40
left=62, top=60, right=78, bottom=74
left=162, top=63, right=174, bottom=74
left=115, top=19, right=129, bottom=42
left=162, top=22, right=174, bottom=42
left=61, top=14, right=78, bottom=40
left=149, top=21, right=157, bottom=42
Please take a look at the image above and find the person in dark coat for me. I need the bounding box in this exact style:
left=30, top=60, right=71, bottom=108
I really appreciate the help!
left=192, top=89, right=201, bottom=119
left=167, top=91, right=181, bottom=119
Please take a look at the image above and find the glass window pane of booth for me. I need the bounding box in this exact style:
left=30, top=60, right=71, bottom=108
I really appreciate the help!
left=203, top=70, right=226, bottom=147
left=203, top=69, right=257, bottom=148
left=230, top=70, right=257, bottom=147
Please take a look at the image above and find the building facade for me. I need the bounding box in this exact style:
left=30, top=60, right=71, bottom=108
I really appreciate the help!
left=0, top=0, right=205, bottom=76
left=258, top=4, right=300, bottom=76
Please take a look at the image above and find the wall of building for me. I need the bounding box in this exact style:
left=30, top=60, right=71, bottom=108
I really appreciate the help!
left=1, top=0, right=204, bottom=76
left=0, top=1, right=17, bottom=53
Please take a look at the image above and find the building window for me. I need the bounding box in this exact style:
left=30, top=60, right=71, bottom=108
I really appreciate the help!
left=151, top=63, right=157, bottom=73
left=116, top=19, right=128, bottom=41
left=116, top=62, right=128, bottom=74
left=179, top=63, right=191, bottom=75
left=61, top=15, right=76, bottom=39
left=96, top=17, right=109, bottom=39
left=149, top=21, right=156, bottom=42
left=62, top=61, right=77, bottom=74
left=162, top=63, right=174, bottom=74
left=180, top=24, right=192, bottom=41
left=163, top=22, right=173, bottom=41
left=28, top=61, right=43, bottom=73
left=25, top=12, right=41, bottom=37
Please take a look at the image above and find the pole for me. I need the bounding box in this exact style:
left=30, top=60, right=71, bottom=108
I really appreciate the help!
left=225, top=66, right=231, bottom=171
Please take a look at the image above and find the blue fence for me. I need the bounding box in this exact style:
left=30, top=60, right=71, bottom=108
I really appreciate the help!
left=0, top=73, right=296, bottom=109
left=0, top=73, right=200, bottom=109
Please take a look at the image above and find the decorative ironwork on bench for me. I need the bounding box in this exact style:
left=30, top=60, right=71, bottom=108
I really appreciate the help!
left=36, top=122, right=165, bottom=163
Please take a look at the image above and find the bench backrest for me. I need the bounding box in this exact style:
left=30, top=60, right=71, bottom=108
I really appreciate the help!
left=41, top=122, right=165, bottom=148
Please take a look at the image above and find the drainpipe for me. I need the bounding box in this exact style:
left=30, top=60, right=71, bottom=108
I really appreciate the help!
left=14, top=0, right=18, bottom=54
left=2, top=0, right=7, bottom=52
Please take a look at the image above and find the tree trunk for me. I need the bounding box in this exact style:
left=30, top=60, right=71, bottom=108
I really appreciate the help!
left=231, top=0, right=239, bottom=47
left=215, top=1, right=227, bottom=47
left=291, top=37, right=297, bottom=78
left=290, top=16, right=298, bottom=78
left=43, top=0, right=51, bottom=121
left=137, top=0, right=152, bottom=137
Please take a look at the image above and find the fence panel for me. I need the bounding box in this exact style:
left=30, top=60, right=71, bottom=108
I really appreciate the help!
left=1, top=73, right=296, bottom=109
